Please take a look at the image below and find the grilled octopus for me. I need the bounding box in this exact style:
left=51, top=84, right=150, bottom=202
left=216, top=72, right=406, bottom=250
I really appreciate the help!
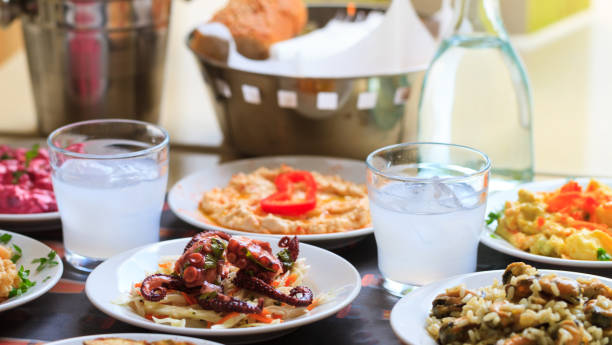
left=138, top=231, right=313, bottom=314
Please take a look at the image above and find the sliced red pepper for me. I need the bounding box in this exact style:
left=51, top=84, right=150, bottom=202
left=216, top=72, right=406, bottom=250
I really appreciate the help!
left=560, top=180, right=582, bottom=193
left=260, top=171, right=317, bottom=216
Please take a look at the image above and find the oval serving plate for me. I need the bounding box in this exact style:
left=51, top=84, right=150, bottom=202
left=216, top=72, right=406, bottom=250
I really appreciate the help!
left=168, top=155, right=373, bottom=249
left=390, top=269, right=612, bottom=345
left=480, top=178, right=612, bottom=268
left=0, top=230, right=63, bottom=312
left=85, top=236, right=361, bottom=344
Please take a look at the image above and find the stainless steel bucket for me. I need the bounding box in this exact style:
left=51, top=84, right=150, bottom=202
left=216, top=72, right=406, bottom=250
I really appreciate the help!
left=0, top=0, right=171, bottom=134
left=188, top=5, right=425, bottom=160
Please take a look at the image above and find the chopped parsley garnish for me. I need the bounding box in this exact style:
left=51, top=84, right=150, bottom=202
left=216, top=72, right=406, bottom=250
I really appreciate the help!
left=32, top=251, right=59, bottom=272
left=210, top=238, right=225, bottom=258
left=486, top=210, right=502, bottom=226
left=277, top=249, right=294, bottom=271
left=24, top=144, right=39, bottom=168
left=0, top=233, right=11, bottom=244
left=198, top=291, right=217, bottom=301
left=8, top=266, right=36, bottom=298
left=597, top=248, right=611, bottom=261
left=204, top=254, right=217, bottom=269
left=10, top=244, right=22, bottom=263
left=0, top=153, right=11, bottom=160
left=11, top=170, right=26, bottom=184
left=201, top=238, right=226, bottom=270
left=245, top=250, right=275, bottom=272
left=43, top=276, right=51, bottom=283
left=490, top=233, right=500, bottom=239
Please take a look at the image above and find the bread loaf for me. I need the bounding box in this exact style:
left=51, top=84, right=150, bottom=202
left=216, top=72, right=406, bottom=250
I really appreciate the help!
left=191, top=0, right=307, bottom=61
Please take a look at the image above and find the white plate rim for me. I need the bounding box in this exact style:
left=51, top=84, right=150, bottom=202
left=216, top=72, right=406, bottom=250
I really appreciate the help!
left=85, top=236, right=362, bottom=337
left=43, top=333, right=223, bottom=345
left=167, top=155, right=374, bottom=241
left=480, top=178, right=612, bottom=268
left=390, top=268, right=612, bottom=345
left=0, top=230, right=64, bottom=312
left=0, top=211, right=60, bottom=222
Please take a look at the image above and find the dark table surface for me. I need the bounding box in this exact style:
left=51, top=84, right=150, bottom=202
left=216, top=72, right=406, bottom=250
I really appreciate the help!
left=1, top=206, right=611, bottom=345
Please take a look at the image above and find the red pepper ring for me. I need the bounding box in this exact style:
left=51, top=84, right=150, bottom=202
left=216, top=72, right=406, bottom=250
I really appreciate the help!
left=260, top=171, right=317, bottom=216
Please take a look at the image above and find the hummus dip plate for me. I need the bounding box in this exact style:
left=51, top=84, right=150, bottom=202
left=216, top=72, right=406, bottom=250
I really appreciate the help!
left=168, top=156, right=373, bottom=249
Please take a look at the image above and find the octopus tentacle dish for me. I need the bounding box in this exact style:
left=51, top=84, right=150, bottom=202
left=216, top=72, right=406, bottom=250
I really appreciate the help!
left=124, top=231, right=328, bottom=329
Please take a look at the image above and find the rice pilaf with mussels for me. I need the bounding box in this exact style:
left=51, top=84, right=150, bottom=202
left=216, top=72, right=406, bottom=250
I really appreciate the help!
left=426, top=263, right=612, bottom=344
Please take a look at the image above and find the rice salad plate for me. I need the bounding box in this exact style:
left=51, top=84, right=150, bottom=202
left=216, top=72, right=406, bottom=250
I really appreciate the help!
left=168, top=156, right=374, bottom=249
left=391, top=264, right=612, bottom=345
left=85, top=235, right=361, bottom=343
left=480, top=178, right=612, bottom=268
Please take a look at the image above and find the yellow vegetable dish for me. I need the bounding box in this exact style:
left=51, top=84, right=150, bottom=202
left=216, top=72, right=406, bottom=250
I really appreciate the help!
left=494, top=180, right=612, bottom=261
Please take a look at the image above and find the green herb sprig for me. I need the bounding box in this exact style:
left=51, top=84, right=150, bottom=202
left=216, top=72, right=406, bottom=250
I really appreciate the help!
left=277, top=249, right=294, bottom=271
left=24, top=144, right=39, bottom=168
left=198, top=291, right=218, bottom=301
left=8, top=266, right=36, bottom=298
left=11, top=170, right=26, bottom=184
left=597, top=248, right=611, bottom=261
left=0, top=233, right=11, bottom=244
left=32, top=251, right=59, bottom=272
left=486, top=210, right=502, bottom=226
left=10, top=244, right=22, bottom=263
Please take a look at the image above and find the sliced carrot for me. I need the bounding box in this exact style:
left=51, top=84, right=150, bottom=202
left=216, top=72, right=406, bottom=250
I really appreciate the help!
left=145, top=314, right=168, bottom=321
left=271, top=313, right=283, bottom=319
left=158, top=262, right=172, bottom=270
left=134, top=283, right=142, bottom=288
left=570, top=220, right=608, bottom=231
left=181, top=291, right=198, bottom=305
left=215, top=312, right=240, bottom=325
left=272, top=280, right=280, bottom=288
left=560, top=181, right=582, bottom=193
left=306, top=298, right=320, bottom=311
left=248, top=313, right=275, bottom=324
left=546, top=192, right=582, bottom=212
left=284, top=274, right=297, bottom=287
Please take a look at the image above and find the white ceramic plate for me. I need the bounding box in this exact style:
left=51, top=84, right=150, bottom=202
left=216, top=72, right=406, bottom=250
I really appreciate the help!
left=168, top=156, right=373, bottom=248
left=0, top=211, right=61, bottom=232
left=85, top=236, right=361, bottom=343
left=0, top=230, right=63, bottom=312
left=44, top=333, right=222, bottom=345
left=390, top=269, right=612, bottom=345
left=480, top=178, right=612, bottom=268
left=0, top=211, right=60, bottom=222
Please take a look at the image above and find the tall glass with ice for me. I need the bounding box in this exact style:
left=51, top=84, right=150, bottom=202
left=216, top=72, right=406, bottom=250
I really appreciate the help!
left=366, top=142, right=490, bottom=296
left=48, top=119, right=169, bottom=271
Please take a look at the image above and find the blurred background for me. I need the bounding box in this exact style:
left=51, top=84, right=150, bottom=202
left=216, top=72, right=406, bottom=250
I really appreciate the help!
left=0, top=0, right=610, bottom=177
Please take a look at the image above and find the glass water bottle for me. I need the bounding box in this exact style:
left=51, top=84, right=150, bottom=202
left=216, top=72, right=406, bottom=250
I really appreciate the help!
left=418, top=0, right=534, bottom=191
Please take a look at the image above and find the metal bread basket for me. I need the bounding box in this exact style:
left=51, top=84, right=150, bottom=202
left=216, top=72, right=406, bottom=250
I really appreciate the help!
left=188, top=5, right=425, bottom=159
